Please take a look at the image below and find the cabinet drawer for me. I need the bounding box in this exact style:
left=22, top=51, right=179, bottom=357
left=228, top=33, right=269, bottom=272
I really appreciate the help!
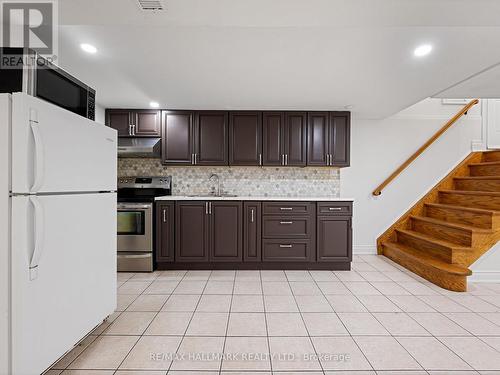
left=263, top=202, right=314, bottom=216
left=263, top=216, right=311, bottom=239
left=262, top=240, right=311, bottom=262
left=317, top=202, right=352, bottom=216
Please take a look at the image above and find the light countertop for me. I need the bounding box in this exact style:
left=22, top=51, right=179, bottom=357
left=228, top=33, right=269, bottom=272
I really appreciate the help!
left=155, top=196, right=354, bottom=201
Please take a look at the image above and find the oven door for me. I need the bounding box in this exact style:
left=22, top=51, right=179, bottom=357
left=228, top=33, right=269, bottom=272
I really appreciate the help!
left=117, top=203, right=153, bottom=252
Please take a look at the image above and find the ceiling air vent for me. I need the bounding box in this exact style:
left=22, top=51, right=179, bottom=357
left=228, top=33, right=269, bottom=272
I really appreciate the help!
left=137, top=0, right=164, bottom=11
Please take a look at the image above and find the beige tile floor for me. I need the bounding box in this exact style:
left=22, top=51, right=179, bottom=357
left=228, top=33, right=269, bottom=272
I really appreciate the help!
left=47, top=255, right=500, bottom=375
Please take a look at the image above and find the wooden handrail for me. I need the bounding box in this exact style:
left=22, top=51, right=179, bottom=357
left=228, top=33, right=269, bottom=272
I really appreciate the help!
left=372, top=99, right=480, bottom=196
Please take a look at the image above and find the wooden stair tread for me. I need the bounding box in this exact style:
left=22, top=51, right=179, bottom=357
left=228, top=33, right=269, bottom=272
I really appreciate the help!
left=454, top=176, right=500, bottom=180
left=425, top=202, right=500, bottom=216
left=469, top=161, right=500, bottom=167
left=410, top=215, right=493, bottom=234
left=382, top=242, right=472, bottom=276
left=440, top=189, right=500, bottom=196
left=396, top=228, right=471, bottom=250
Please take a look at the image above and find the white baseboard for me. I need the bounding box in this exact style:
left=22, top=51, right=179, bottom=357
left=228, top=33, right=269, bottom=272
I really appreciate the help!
left=353, top=245, right=377, bottom=255
left=469, top=271, right=500, bottom=283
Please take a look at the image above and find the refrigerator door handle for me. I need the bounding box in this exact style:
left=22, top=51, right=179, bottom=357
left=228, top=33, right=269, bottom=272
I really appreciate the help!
left=29, top=196, right=45, bottom=280
left=30, top=116, right=45, bottom=192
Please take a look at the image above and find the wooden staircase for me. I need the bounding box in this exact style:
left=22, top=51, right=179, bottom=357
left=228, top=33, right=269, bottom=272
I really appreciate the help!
left=378, top=151, right=500, bottom=292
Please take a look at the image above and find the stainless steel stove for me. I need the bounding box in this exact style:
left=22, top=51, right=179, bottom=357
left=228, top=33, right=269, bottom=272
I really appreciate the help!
left=117, top=176, right=171, bottom=272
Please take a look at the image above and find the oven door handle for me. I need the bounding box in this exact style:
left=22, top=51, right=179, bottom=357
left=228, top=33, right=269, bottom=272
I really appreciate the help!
left=117, top=204, right=152, bottom=210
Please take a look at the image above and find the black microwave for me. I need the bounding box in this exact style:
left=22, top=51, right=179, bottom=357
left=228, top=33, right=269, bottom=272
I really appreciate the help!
left=0, top=47, right=95, bottom=120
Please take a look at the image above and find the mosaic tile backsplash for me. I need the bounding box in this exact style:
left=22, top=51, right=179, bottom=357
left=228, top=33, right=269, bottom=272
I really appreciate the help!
left=118, top=158, right=340, bottom=197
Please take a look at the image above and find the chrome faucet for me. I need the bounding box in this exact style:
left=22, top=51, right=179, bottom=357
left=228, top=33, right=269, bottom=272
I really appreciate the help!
left=209, top=173, right=221, bottom=196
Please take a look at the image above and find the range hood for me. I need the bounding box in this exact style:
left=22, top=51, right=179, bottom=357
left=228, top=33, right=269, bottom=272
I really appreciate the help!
left=117, top=137, right=161, bottom=158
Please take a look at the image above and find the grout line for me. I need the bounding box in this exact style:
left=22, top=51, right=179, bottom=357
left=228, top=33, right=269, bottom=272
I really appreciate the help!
left=284, top=271, right=325, bottom=374
left=219, top=271, right=236, bottom=373
left=310, top=270, right=375, bottom=374
left=260, top=270, right=274, bottom=373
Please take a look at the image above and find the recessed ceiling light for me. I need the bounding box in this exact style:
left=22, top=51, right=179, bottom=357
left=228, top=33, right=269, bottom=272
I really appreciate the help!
left=80, top=43, right=97, bottom=54
left=149, top=101, right=160, bottom=108
left=414, top=44, right=432, bottom=57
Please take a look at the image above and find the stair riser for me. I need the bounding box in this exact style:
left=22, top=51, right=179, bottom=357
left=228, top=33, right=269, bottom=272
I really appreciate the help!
left=382, top=245, right=467, bottom=292
left=439, top=192, right=500, bottom=210
left=425, top=205, right=494, bottom=230
left=396, top=231, right=454, bottom=263
left=411, top=218, right=473, bottom=246
left=469, top=164, right=500, bottom=176
left=454, top=179, right=500, bottom=192
left=482, top=152, right=500, bottom=162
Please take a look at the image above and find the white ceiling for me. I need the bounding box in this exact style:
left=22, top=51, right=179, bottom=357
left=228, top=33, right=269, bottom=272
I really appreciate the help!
left=57, top=0, right=500, bottom=118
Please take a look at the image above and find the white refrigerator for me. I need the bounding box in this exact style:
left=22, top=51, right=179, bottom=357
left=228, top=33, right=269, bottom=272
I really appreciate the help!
left=0, top=93, right=118, bottom=375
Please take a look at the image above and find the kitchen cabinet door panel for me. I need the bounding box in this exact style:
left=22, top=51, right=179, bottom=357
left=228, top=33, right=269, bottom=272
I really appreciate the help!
left=229, top=111, right=262, bottom=165
left=307, top=112, right=329, bottom=166
left=134, top=110, right=161, bottom=137
left=317, top=216, right=352, bottom=262
left=330, top=112, right=350, bottom=167
left=285, top=112, right=307, bottom=166
left=162, top=111, right=194, bottom=165
left=210, top=202, right=242, bottom=262
left=156, top=202, right=174, bottom=262
left=195, top=111, right=228, bottom=165
left=106, top=109, right=131, bottom=137
left=263, top=112, right=284, bottom=166
left=175, top=202, right=209, bottom=261
left=243, top=202, right=262, bottom=262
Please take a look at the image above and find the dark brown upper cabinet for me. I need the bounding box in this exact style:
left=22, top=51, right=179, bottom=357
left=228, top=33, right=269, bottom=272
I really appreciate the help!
left=307, top=112, right=329, bottom=166
left=194, top=111, right=228, bottom=165
left=284, top=112, right=307, bottom=166
left=209, top=201, right=242, bottom=262
left=133, top=110, right=161, bottom=137
left=162, top=111, right=195, bottom=165
left=156, top=202, right=174, bottom=262
left=106, top=109, right=161, bottom=137
left=262, top=112, right=284, bottom=166
left=229, top=111, right=263, bottom=166
left=330, top=112, right=351, bottom=167
left=263, top=112, right=307, bottom=167
left=307, top=111, right=350, bottom=167
left=106, top=109, right=131, bottom=136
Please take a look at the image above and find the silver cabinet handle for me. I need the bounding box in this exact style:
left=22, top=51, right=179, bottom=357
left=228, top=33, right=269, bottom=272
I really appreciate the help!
left=205, top=202, right=208, bottom=214
left=329, top=207, right=342, bottom=211
left=279, top=244, right=292, bottom=248
left=280, top=207, right=293, bottom=211
left=280, top=221, right=293, bottom=225
left=251, top=208, right=254, bottom=223
left=163, top=209, right=167, bottom=222
left=194, top=153, right=197, bottom=164
left=191, top=154, right=195, bottom=165
left=281, top=154, right=285, bottom=166
left=209, top=201, right=212, bottom=214
left=129, top=124, right=133, bottom=136
left=259, top=153, right=262, bottom=166
left=133, top=124, right=136, bottom=136
left=285, top=154, right=288, bottom=165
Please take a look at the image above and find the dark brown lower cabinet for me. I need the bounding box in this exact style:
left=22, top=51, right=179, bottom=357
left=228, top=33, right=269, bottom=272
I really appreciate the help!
left=317, top=216, right=352, bottom=262
left=244, top=202, right=262, bottom=262
left=157, top=200, right=352, bottom=269
left=175, top=201, right=209, bottom=262
left=156, top=202, right=175, bottom=262
left=210, top=202, right=242, bottom=262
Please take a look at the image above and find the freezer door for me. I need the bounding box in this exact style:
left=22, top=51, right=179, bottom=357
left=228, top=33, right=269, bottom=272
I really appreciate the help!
left=11, top=193, right=116, bottom=375
left=11, top=92, right=117, bottom=194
